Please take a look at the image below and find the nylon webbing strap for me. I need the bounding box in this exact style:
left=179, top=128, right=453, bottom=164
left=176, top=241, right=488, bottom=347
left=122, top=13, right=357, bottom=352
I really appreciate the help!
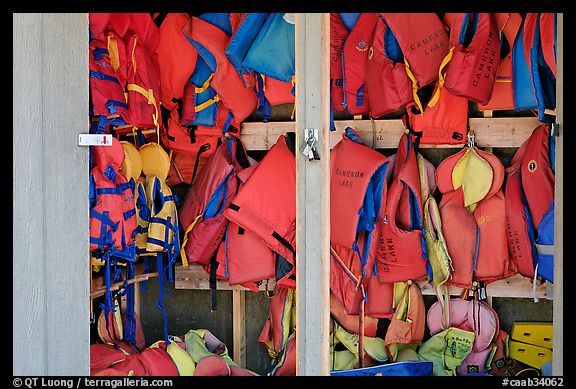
left=156, top=252, right=170, bottom=344
left=209, top=253, right=218, bottom=312
left=126, top=83, right=159, bottom=130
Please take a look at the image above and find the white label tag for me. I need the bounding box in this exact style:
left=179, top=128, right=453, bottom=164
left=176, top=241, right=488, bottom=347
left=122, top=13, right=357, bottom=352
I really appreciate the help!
left=78, top=134, right=113, bottom=146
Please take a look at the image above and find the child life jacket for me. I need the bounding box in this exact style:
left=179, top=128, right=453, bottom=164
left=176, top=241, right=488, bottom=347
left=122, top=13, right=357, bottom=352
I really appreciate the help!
left=441, top=13, right=501, bottom=105
left=365, top=15, right=414, bottom=118
left=436, top=144, right=512, bottom=289
left=223, top=133, right=297, bottom=289
left=479, top=13, right=523, bottom=110
left=330, top=13, right=378, bottom=115
left=506, top=124, right=555, bottom=283
left=179, top=136, right=252, bottom=267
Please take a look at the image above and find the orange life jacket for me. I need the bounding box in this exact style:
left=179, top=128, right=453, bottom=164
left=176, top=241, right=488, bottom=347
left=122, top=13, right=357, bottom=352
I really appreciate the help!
left=223, top=133, right=297, bottom=289
left=436, top=147, right=512, bottom=288
left=442, top=13, right=500, bottom=105
left=183, top=16, right=258, bottom=125
left=374, top=133, right=429, bottom=283
left=365, top=15, right=414, bottom=118
left=330, top=13, right=378, bottom=115
left=479, top=13, right=523, bottom=110
left=155, top=13, right=198, bottom=111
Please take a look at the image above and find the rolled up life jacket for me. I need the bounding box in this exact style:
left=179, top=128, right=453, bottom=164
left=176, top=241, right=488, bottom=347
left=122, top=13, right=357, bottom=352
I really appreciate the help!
left=179, top=136, right=252, bottom=267
left=522, top=13, right=557, bottom=123
left=223, top=133, right=297, bottom=289
left=365, top=15, right=413, bottom=118
left=120, top=13, right=162, bottom=133
left=479, top=13, right=523, bottom=110
left=417, top=326, right=475, bottom=376
left=330, top=128, right=389, bottom=316
left=380, top=13, right=449, bottom=113
left=155, top=13, right=198, bottom=111
left=440, top=13, right=500, bottom=105
left=505, top=124, right=555, bottom=282
left=436, top=145, right=512, bottom=288
left=183, top=16, right=258, bottom=125
left=374, top=133, right=429, bottom=283
left=330, top=13, right=377, bottom=115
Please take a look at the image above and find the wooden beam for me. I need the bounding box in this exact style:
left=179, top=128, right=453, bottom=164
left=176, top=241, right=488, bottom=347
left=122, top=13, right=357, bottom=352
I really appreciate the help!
left=175, top=264, right=275, bottom=291
left=552, top=12, right=563, bottom=377
left=294, top=13, right=331, bottom=376
left=232, top=290, right=247, bottom=368
left=240, top=117, right=540, bottom=150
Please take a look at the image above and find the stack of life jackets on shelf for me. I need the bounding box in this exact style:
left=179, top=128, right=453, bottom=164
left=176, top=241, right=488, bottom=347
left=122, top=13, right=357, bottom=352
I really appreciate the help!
left=435, top=134, right=515, bottom=289
left=505, top=124, right=555, bottom=286
left=89, top=136, right=139, bottom=351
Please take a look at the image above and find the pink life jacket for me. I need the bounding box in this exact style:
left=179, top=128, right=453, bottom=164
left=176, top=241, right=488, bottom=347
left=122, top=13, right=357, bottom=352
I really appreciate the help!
left=365, top=15, right=414, bottom=118
left=443, top=13, right=501, bottom=105
left=330, top=13, right=378, bottom=115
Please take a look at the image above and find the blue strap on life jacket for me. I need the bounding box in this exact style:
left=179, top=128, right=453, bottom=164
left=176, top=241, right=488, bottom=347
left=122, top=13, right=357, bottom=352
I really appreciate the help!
left=156, top=252, right=171, bottom=344
left=105, top=100, right=128, bottom=116
left=90, top=70, right=121, bottom=85
left=536, top=202, right=554, bottom=282
left=255, top=73, right=271, bottom=123
left=90, top=209, right=117, bottom=249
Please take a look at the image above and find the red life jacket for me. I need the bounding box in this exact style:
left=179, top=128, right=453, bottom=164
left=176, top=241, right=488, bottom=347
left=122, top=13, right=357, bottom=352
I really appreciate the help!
left=184, top=16, right=258, bottom=125
left=120, top=14, right=162, bottom=133
left=365, top=15, right=414, bottom=118
left=330, top=130, right=388, bottom=316
left=89, top=35, right=128, bottom=121
left=156, top=13, right=198, bottom=111
left=330, top=13, right=378, bottom=115
left=381, top=13, right=449, bottom=112
left=262, top=76, right=294, bottom=106
left=442, top=13, right=500, bottom=105
left=539, top=13, right=557, bottom=78
left=223, top=133, right=296, bottom=289
left=436, top=147, right=512, bottom=288
left=89, top=137, right=137, bottom=252
left=479, top=13, right=523, bottom=110
left=405, top=84, right=469, bottom=145
left=374, top=134, right=428, bottom=283
left=159, top=107, right=220, bottom=155
left=179, top=136, right=251, bottom=267
left=224, top=164, right=276, bottom=289
left=506, top=124, right=555, bottom=279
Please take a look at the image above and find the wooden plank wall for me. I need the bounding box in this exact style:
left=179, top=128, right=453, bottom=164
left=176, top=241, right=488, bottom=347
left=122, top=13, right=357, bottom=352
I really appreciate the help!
left=13, top=13, right=90, bottom=375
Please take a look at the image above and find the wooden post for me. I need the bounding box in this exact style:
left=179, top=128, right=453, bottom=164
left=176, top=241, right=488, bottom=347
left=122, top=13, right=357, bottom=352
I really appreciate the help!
left=294, top=13, right=331, bottom=376
left=13, top=13, right=90, bottom=375
left=232, top=290, right=247, bottom=368
left=552, top=12, right=563, bottom=377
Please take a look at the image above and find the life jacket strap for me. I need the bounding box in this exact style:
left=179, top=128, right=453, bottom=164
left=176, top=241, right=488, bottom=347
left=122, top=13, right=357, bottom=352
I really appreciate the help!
left=126, top=83, right=160, bottom=130
left=194, top=95, right=221, bottom=113
left=90, top=70, right=121, bottom=85
left=155, top=252, right=171, bottom=344
left=427, top=46, right=455, bottom=108
left=209, top=253, right=218, bottom=312
left=195, top=73, right=215, bottom=94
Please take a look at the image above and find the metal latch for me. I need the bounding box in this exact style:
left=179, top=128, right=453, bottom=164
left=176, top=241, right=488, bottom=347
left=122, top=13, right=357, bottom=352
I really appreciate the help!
left=303, top=128, right=320, bottom=161
left=78, top=133, right=113, bottom=146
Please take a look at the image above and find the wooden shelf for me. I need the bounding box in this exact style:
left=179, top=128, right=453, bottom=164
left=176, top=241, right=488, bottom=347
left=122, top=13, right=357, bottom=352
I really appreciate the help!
left=174, top=264, right=547, bottom=299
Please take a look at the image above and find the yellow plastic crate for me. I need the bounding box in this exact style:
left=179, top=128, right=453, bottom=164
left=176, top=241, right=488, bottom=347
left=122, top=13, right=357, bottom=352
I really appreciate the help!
left=511, top=322, right=553, bottom=349
left=509, top=340, right=552, bottom=369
